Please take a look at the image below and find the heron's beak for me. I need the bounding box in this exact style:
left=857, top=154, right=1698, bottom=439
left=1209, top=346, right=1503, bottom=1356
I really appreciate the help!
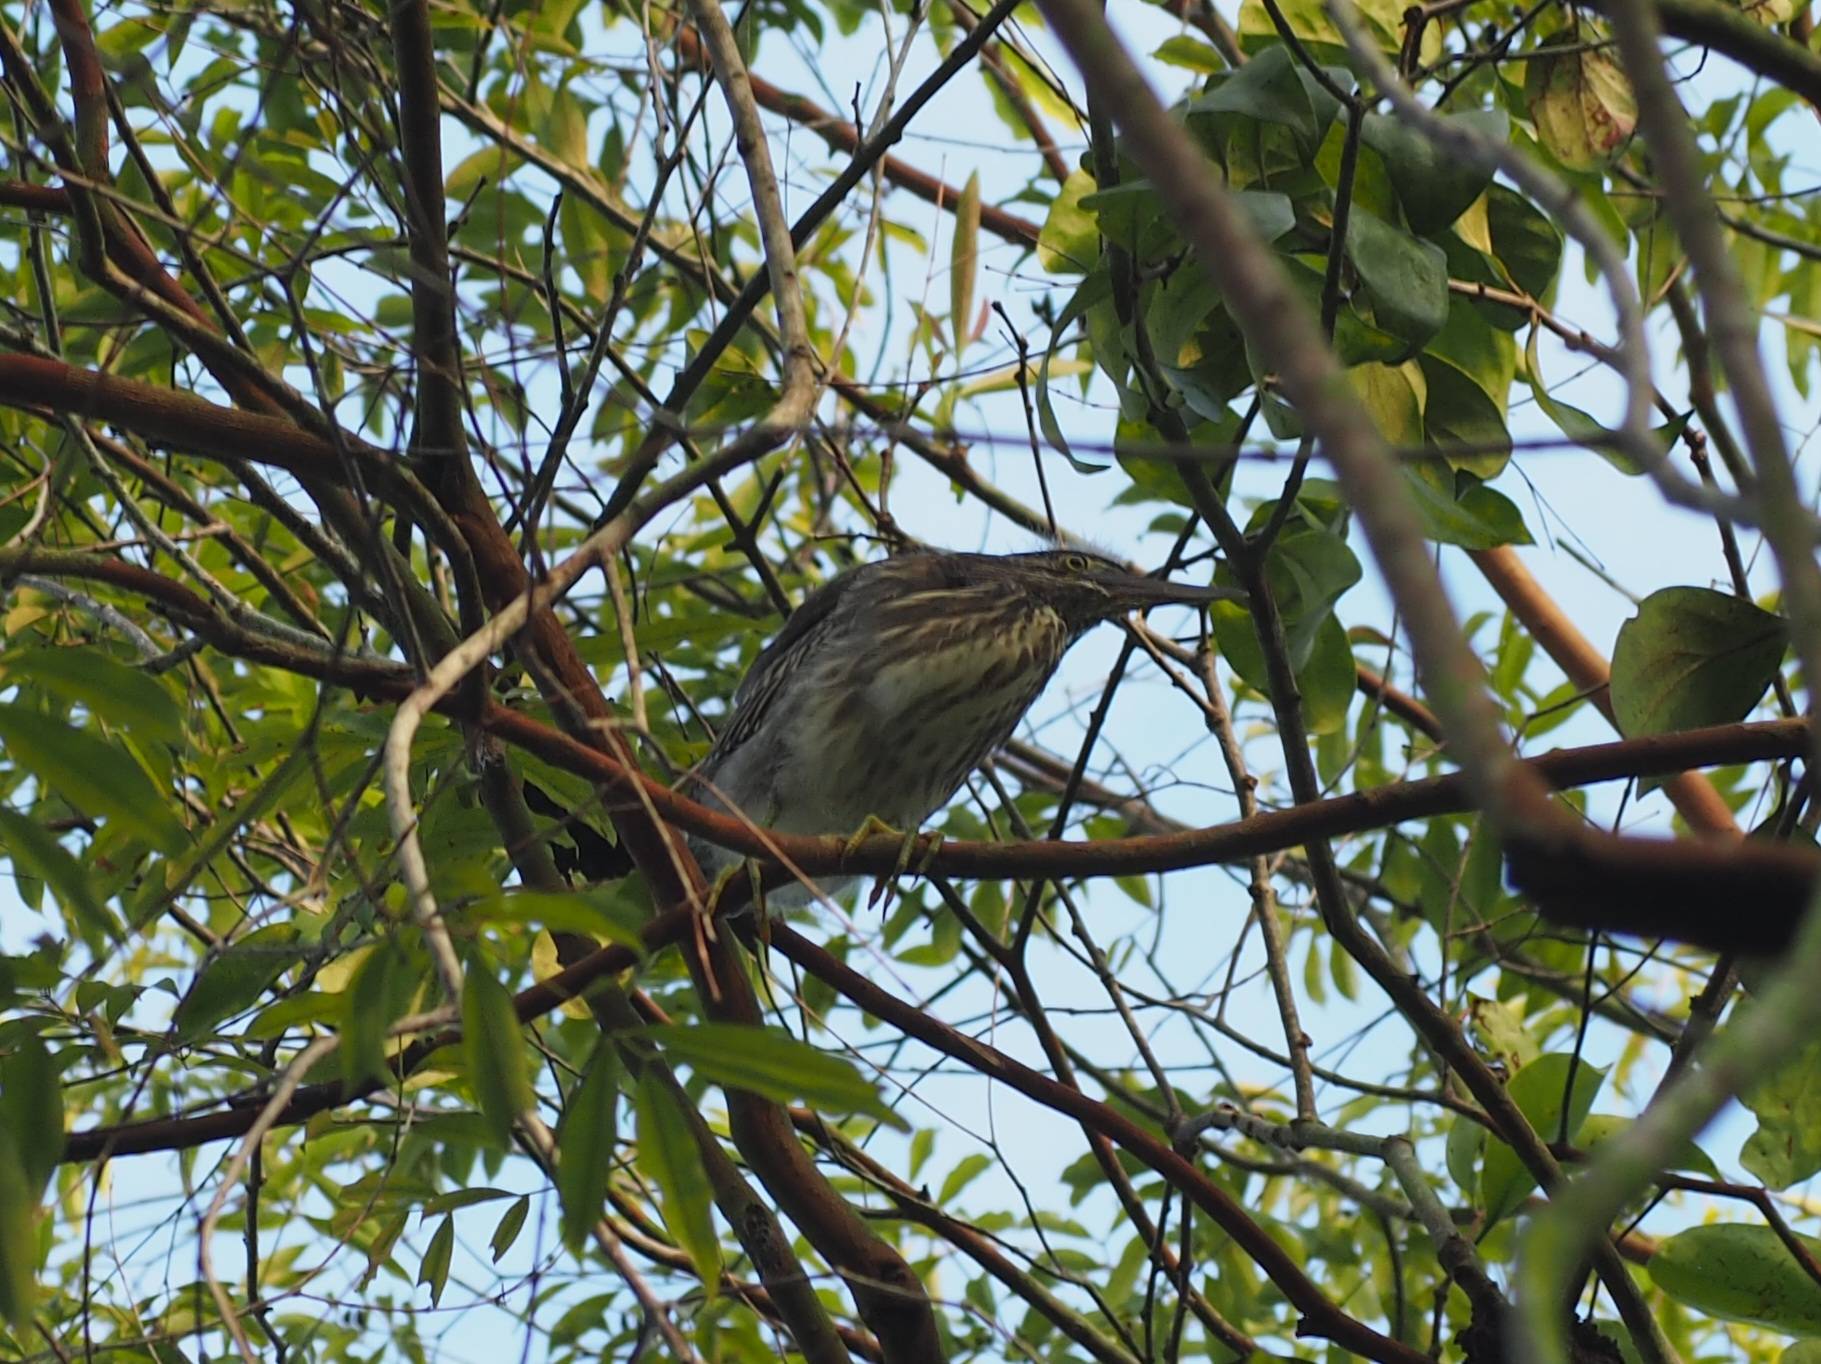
left=1096, top=569, right=1246, bottom=608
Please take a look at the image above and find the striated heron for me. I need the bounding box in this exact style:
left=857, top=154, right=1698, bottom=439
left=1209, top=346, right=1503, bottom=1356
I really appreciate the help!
left=685, top=547, right=1243, bottom=900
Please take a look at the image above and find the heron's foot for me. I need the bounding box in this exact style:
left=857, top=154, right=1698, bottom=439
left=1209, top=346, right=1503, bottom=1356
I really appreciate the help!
left=700, top=860, right=764, bottom=926
left=840, top=813, right=904, bottom=863
left=854, top=821, right=943, bottom=912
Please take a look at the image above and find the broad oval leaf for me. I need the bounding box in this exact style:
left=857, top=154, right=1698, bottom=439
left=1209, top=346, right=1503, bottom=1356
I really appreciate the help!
left=1651, top=1224, right=1821, bottom=1334
left=1361, top=107, right=1507, bottom=236
left=1741, top=1037, right=1821, bottom=1190
left=1480, top=1052, right=1606, bottom=1225
left=1345, top=209, right=1449, bottom=355
left=1524, top=26, right=1637, bottom=172
left=1609, top=587, right=1786, bottom=737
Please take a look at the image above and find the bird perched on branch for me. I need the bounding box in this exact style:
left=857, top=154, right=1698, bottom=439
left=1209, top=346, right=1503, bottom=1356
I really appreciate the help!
left=685, top=546, right=1242, bottom=903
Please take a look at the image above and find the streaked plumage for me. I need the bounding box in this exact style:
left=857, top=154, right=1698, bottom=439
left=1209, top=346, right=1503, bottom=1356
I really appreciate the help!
left=685, top=547, right=1239, bottom=898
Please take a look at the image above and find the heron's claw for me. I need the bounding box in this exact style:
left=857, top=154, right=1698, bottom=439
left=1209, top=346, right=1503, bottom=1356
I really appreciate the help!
left=854, top=821, right=943, bottom=912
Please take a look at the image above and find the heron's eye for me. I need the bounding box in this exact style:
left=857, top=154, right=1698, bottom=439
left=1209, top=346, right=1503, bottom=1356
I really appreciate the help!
left=1061, top=553, right=1092, bottom=574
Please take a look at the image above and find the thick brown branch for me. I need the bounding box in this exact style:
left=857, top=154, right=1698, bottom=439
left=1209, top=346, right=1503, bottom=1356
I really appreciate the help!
left=8, top=544, right=1815, bottom=948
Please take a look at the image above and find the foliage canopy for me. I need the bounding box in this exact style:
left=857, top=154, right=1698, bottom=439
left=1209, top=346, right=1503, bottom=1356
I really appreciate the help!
left=2, top=0, right=1821, bottom=1358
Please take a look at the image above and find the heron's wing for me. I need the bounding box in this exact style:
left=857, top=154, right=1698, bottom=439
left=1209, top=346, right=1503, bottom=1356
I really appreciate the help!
left=706, top=560, right=879, bottom=762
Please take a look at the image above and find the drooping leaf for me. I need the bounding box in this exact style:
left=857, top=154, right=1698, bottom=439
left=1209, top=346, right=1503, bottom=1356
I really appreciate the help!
left=0, top=1133, right=37, bottom=1331
left=462, top=960, right=533, bottom=1148
left=950, top=170, right=981, bottom=353
left=172, top=925, right=301, bottom=1042
left=634, top=1071, right=721, bottom=1293
left=417, top=1214, right=454, bottom=1306
left=0, top=808, right=116, bottom=948
left=491, top=1194, right=531, bottom=1264
left=342, top=938, right=419, bottom=1089
left=0, top=1032, right=63, bottom=1198
left=557, top=1042, right=621, bottom=1251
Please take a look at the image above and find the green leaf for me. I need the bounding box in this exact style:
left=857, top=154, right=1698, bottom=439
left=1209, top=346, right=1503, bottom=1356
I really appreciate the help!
left=1577, top=1114, right=1718, bottom=1179
left=1446, top=1114, right=1485, bottom=1200
left=634, top=1071, right=721, bottom=1292
left=1485, top=184, right=1563, bottom=300
left=0, top=648, right=182, bottom=744
left=939, top=1152, right=994, bottom=1204
left=417, top=1214, right=454, bottom=1307
left=647, top=1022, right=906, bottom=1130
left=1038, top=168, right=1098, bottom=274
left=1348, top=359, right=1426, bottom=447
left=1480, top=1053, right=1606, bottom=1225
left=422, top=1187, right=516, bottom=1216
left=0, top=1132, right=38, bottom=1331
left=1403, top=464, right=1532, bottom=549
left=1740, top=1037, right=1821, bottom=1190
left=342, top=939, right=418, bottom=1089
left=136, top=741, right=316, bottom=934
left=467, top=888, right=646, bottom=951
left=1209, top=603, right=1356, bottom=734
left=1037, top=268, right=1116, bottom=473
left=1190, top=45, right=1342, bottom=157
left=557, top=1042, right=621, bottom=1251
left=172, top=925, right=300, bottom=1041
left=0, top=808, right=116, bottom=948
left=951, top=170, right=981, bottom=353
left=491, top=1194, right=531, bottom=1263
left=0, top=1032, right=63, bottom=1198
left=1466, top=994, right=1540, bottom=1074
left=0, top=704, right=186, bottom=853
left=1609, top=587, right=1786, bottom=737
left=462, top=961, right=533, bottom=1147
left=1346, top=208, right=1449, bottom=355
left=1651, top=1224, right=1821, bottom=1334
left=1523, top=324, right=1645, bottom=475
left=1152, top=34, right=1228, bottom=73
left=1422, top=300, right=1515, bottom=477
left=1361, top=108, right=1505, bottom=236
